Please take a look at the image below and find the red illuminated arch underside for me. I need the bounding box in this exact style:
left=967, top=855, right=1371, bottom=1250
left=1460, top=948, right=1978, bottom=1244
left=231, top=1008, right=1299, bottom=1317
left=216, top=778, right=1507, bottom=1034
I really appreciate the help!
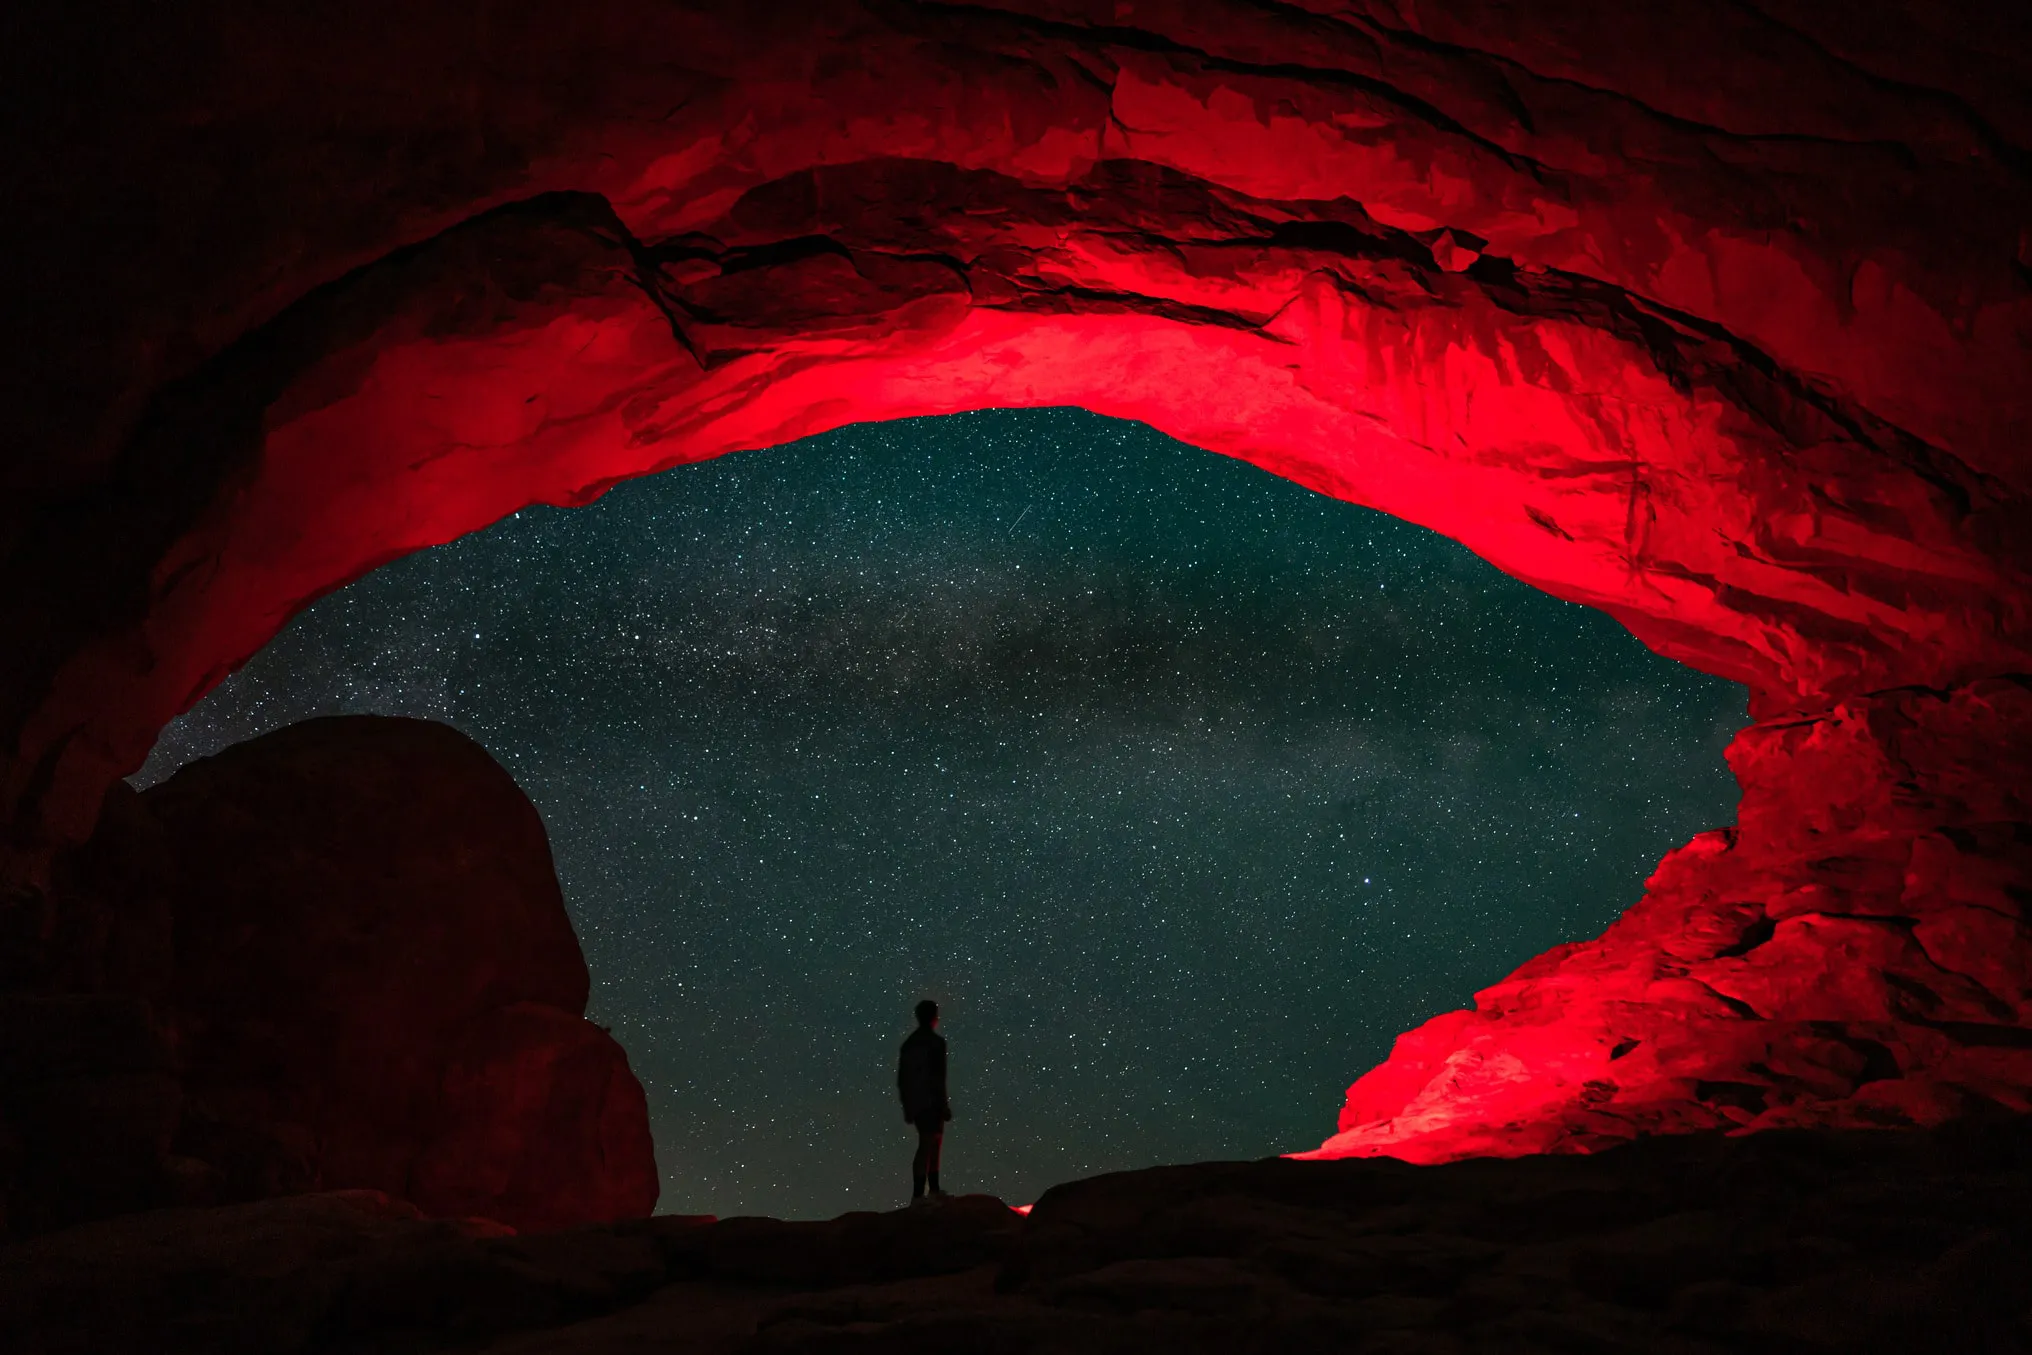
left=5, top=1, right=2029, bottom=1167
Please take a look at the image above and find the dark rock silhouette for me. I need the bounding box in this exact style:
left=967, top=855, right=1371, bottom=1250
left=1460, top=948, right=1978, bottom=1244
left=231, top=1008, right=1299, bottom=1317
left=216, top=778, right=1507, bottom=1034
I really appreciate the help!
left=409, top=1000, right=658, bottom=1233
left=0, top=716, right=655, bottom=1235
left=145, top=716, right=656, bottom=1230
left=2, top=1119, right=2026, bottom=1353
left=0, top=993, right=181, bottom=1236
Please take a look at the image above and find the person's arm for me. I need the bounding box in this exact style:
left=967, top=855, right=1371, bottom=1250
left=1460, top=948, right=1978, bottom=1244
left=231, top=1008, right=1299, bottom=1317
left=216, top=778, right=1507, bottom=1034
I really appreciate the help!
left=936, top=1038, right=951, bottom=1120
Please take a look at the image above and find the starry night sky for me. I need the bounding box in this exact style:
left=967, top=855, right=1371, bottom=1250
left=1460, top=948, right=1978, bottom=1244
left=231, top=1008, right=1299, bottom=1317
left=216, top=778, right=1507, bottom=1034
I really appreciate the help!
left=136, top=408, right=1746, bottom=1218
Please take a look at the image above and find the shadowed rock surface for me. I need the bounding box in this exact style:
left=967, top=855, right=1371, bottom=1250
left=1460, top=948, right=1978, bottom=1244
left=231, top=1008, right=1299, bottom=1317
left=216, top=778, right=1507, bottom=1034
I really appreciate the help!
left=2, top=1117, right=2026, bottom=1353
left=150, top=715, right=656, bottom=1233
left=0, top=716, right=655, bottom=1236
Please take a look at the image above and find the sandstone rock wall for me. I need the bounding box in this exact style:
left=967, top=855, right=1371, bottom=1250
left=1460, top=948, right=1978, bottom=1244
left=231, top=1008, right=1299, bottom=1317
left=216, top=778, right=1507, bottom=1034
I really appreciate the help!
left=1312, top=677, right=2032, bottom=1159
left=3, top=0, right=2027, bottom=861
left=0, top=0, right=2028, bottom=1177
left=0, top=716, right=656, bottom=1235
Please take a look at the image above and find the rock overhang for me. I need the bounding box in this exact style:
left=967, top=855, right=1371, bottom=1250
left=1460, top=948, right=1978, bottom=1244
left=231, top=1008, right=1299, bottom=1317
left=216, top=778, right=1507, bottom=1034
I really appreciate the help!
left=1, top=0, right=2028, bottom=1174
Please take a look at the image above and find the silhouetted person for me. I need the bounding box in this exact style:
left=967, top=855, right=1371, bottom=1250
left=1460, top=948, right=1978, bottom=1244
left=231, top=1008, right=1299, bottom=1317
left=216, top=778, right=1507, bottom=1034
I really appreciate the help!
left=898, top=998, right=951, bottom=1203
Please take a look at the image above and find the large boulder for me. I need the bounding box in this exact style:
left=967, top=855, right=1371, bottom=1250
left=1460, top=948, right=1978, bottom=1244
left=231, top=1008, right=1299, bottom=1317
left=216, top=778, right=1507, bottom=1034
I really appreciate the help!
left=409, top=1001, right=657, bottom=1232
left=142, top=715, right=656, bottom=1229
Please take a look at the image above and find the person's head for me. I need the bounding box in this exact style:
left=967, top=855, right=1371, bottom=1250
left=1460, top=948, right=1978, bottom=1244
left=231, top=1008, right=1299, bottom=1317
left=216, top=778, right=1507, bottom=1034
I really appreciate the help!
left=914, top=999, right=939, bottom=1029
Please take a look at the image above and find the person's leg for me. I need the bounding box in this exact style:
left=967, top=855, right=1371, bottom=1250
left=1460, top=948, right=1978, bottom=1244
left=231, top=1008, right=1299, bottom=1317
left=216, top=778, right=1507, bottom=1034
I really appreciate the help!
left=924, top=1122, right=944, bottom=1196
left=912, top=1120, right=934, bottom=1199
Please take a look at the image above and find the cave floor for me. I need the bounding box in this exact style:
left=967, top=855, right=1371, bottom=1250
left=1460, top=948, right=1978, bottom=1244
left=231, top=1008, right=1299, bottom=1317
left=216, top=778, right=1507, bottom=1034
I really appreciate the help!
left=4, top=1117, right=2028, bottom=1354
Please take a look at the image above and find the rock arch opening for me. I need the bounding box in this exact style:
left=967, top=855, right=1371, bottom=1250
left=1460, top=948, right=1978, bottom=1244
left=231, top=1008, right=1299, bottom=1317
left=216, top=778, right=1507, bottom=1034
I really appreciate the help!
left=5, top=0, right=2030, bottom=1236
left=132, top=406, right=1747, bottom=1216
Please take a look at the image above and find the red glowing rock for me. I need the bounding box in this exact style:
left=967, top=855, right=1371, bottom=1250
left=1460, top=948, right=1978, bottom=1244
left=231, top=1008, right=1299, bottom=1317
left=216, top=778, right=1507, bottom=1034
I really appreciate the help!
left=0, top=1, right=2028, bottom=1180
left=142, top=716, right=656, bottom=1229
left=1310, top=679, right=2032, bottom=1161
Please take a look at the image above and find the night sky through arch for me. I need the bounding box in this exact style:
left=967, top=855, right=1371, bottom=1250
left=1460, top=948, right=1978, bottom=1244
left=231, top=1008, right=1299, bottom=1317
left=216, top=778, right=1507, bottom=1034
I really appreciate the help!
left=137, top=408, right=1745, bottom=1218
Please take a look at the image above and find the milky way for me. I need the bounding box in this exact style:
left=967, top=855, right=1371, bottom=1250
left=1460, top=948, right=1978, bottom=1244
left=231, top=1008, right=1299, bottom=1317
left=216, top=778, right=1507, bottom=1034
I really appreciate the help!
left=136, top=408, right=1746, bottom=1218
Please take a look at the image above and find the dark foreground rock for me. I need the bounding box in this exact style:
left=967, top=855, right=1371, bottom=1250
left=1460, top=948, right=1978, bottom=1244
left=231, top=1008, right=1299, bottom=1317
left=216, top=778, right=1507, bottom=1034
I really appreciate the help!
left=0, top=716, right=656, bottom=1238
left=143, top=715, right=658, bottom=1233
left=4, top=1117, right=2027, bottom=1354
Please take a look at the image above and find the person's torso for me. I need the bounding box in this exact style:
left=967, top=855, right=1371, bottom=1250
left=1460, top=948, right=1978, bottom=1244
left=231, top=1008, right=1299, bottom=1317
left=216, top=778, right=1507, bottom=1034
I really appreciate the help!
left=898, top=1029, right=946, bottom=1103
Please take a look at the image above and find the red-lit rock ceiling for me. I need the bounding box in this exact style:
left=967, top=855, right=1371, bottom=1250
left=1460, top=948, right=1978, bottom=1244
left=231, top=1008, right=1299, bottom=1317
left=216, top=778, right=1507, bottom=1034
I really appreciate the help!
left=2, top=0, right=2029, bottom=1184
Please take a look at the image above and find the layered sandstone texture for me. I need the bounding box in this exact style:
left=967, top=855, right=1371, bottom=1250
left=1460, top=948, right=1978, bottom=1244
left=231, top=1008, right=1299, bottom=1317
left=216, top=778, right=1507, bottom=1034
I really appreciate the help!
left=0, top=0, right=2028, bottom=1172
left=1313, top=679, right=2032, bottom=1160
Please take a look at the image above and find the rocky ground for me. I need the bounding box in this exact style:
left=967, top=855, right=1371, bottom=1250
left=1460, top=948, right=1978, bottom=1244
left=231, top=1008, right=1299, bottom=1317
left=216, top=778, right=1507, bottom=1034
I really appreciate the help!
left=4, top=1115, right=2027, bottom=1355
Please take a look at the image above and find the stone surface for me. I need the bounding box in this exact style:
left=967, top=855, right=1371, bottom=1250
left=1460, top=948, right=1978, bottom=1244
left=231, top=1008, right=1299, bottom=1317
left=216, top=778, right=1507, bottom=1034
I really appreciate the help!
left=410, top=1002, right=659, bottom=1233
left=3, top=0, right=2028, bottom=854
left=2, top=1118, right=2027, bottom=1353
left=140, top=715, right=656, bottom=1231
left=1311, top=677, right=2032, bottom=1161
left=0, top=994, right=182, bottom=1235
left=0, top=1189, right=659, bottom=1354
left=0, top=0, right=2029, bottom=1192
